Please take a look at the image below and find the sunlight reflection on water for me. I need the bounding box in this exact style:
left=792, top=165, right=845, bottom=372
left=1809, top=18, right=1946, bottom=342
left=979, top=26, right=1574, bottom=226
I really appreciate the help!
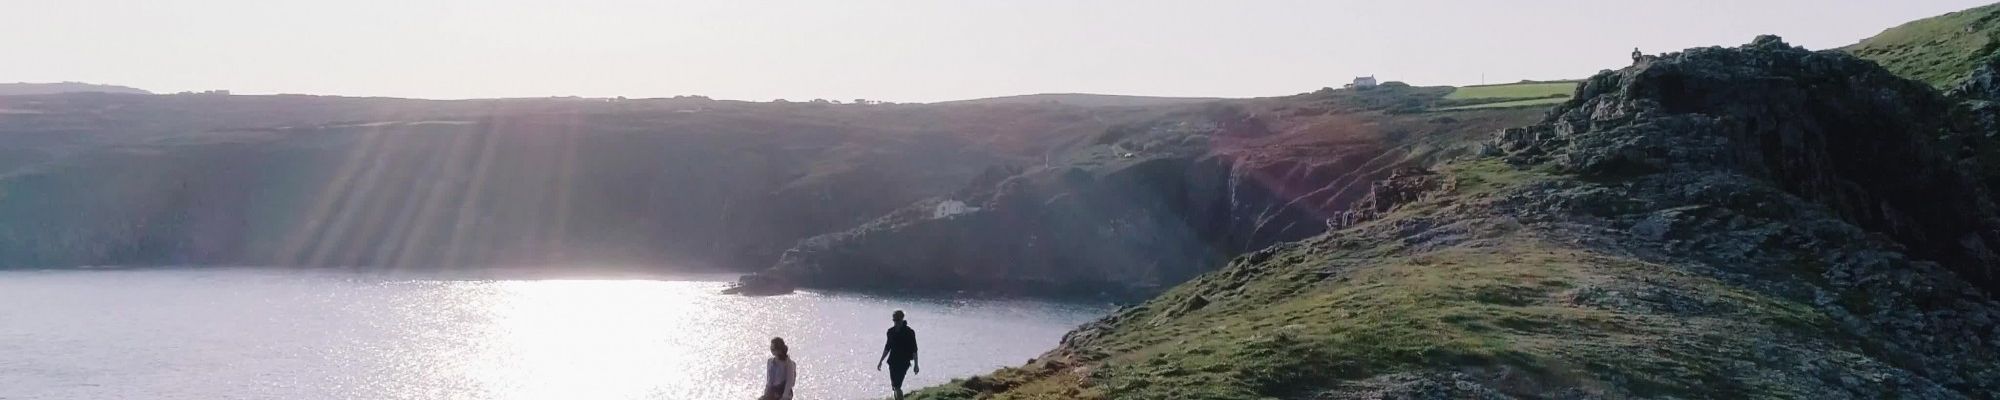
left=0, top=269, right=1110, bottom=400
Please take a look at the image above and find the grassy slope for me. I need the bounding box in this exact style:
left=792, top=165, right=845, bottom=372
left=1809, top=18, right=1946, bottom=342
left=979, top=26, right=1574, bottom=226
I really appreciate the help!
left=939, top=93, right=1227, bottom=107
left=902, top=6, right=2000, bottom=397
left=911, top=160, right=1849, bottom=399
left=1842, top=2, right=2000, bottom=88
left=1443, top=82, right=1578, bottom=100
left=1435, top=96, right=1569, bottom=111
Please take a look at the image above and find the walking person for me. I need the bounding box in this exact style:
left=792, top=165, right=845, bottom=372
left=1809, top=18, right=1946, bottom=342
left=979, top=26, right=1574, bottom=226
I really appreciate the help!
left=876, top=310, right=920, bottom=399
left=762, top=338, right=797, bottom=400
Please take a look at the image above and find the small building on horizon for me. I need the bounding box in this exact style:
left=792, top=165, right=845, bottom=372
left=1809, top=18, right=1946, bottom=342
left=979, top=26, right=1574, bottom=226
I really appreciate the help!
left=1346, top=76, right=1379, bottom=89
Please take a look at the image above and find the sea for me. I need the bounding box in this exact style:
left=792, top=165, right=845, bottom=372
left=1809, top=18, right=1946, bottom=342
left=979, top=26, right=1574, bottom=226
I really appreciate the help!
left=0, top=268, right=1110, bottom=400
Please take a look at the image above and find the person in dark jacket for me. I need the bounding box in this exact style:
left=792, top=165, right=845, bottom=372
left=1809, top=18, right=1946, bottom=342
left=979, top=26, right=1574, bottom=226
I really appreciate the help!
left=876, top=310, right=919, bottom=399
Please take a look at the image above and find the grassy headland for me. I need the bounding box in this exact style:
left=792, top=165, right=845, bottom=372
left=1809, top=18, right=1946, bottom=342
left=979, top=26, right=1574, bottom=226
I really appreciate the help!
left=1843, top=2, right=2000, bottom=88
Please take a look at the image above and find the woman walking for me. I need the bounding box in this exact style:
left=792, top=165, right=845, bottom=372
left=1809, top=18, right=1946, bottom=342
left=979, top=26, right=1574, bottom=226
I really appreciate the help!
left=761, top=338, right=797, bottom=400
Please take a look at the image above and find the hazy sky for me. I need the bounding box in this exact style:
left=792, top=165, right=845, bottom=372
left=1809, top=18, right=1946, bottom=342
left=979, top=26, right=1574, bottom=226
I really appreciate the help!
left=3, top=0, right=1993, bottom=102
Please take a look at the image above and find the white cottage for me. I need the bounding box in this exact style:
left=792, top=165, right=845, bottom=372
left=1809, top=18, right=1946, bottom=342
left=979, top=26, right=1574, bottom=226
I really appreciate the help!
left=1351, top=76, right=1378, bottom=89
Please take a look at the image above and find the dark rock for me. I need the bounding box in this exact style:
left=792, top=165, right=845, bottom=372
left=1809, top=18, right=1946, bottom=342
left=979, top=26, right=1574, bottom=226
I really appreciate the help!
left=1948, top=55, right=2000, bottom=101
left=1943, top=55, right=2000, bottom=195
left=720, top=273, right=794, bottom=296
left=1496, top=35, right=2000, bottom=395
left=1500, top=35, right=2000, bottom=294
left=1150, top=294, right=1210, bottom=326
left=960, top=376, right=989, bottom=391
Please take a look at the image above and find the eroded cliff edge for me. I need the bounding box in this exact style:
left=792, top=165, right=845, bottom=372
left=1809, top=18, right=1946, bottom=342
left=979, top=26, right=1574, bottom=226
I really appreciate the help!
left=748, top=88, right=1541, bottom=298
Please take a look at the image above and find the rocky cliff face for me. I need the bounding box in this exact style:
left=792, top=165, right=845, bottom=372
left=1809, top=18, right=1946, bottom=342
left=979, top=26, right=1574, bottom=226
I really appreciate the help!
left=1501, top=35, right=2000, bottom=295
left=917, top=37, right=2000, bottom=399
left=763, top=116, right=1315, bottom=297
left=756, top=90, right=1541, bottom=298
left=1485, top=35, right=2000, bottom=394
left=1941, top=54, right=2000, bottom=205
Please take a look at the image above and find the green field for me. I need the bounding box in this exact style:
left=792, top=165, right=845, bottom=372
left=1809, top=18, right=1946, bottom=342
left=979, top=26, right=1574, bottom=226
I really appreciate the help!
left=1842, top=3, right=2000, bottom=88
left=1442, top=81, right=1578, bottom=100
left=1435, top=96, right=1569, bottom=111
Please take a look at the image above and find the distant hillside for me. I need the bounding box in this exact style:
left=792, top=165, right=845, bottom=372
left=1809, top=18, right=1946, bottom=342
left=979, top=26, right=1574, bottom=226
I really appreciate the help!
left=0, top=88, right=1540, bottom=283
left=1843, top=2, right=2000, bottom=88
left=0, top=82, right=151, bottom=96
left=942, top=93, right=1225, bottom=107
left=0, top=94, right=1116, bottom=271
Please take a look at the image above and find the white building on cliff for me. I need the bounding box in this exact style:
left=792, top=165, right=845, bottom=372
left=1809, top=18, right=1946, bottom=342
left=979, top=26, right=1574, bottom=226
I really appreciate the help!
left=1350, top=76, right=1378, bottom=89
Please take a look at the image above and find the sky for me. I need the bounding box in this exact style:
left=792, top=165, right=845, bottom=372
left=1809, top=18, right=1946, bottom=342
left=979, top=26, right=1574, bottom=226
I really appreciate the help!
left=2, top=0, right=1994, bottom=102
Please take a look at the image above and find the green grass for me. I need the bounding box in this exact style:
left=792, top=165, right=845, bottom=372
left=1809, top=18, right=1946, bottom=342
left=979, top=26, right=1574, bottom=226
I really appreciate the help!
left=1842, top=2, right=2000, bottom=88
left=1435, top=96, right=1569, bottom=111
left=1443, top=82, right=1578, bottom=100
left=912, top=159, right=1853, bottom=399
left=917, top=240, right=1836, bottom=399
left=1434, top=81, right=1578, bottom=111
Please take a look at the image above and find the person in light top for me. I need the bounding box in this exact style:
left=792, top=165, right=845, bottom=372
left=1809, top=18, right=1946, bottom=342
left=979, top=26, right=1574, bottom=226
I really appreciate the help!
left=762, top=337, right=796, bottom=400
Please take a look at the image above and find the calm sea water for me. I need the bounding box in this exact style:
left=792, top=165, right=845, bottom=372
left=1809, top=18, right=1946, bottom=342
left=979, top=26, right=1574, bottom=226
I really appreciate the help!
left=0, top=269, right=1110, bottom=400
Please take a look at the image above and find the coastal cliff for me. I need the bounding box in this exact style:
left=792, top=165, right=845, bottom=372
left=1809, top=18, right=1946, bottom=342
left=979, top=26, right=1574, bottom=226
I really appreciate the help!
left=914, top=36, right=2000, bottom=399
left=750, top=88, right=1541, bottom=298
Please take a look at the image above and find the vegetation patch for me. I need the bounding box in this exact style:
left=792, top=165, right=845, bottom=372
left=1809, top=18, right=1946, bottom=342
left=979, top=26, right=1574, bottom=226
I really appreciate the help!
left=913, top=158, right=1857, bottom=399
left=1433, top=81, right=1578, bottom=111
left=1842, top=2, right=2000, bottom=88
left=1435, top=96, right=1568, bottom=111
left=1443, top=82, right=1580, bottom=100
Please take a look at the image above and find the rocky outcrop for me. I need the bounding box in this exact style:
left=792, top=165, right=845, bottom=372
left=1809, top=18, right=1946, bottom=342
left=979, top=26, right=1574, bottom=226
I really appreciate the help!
left=720, top=273, right=795, bottom=296
left=1498, top=34, right=2000, bottom=295
left=922, top=36, right=2000, bottom=399
left=1942, top=55, right=2000, bottom=196
left=1328, top=167, right=1447, bottom=229
left=1946, top=55, right=2000, bottom=101
left=1485, top=35, right=2000, bottom=395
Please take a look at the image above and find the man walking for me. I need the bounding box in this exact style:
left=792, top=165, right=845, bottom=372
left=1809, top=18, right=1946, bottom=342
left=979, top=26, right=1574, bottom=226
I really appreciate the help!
left=876, top=310, right=920, bottom=399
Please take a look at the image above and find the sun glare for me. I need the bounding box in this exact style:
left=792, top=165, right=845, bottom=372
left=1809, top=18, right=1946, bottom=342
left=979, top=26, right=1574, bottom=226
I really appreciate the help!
left=467, top=280, right=722, bottom=400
